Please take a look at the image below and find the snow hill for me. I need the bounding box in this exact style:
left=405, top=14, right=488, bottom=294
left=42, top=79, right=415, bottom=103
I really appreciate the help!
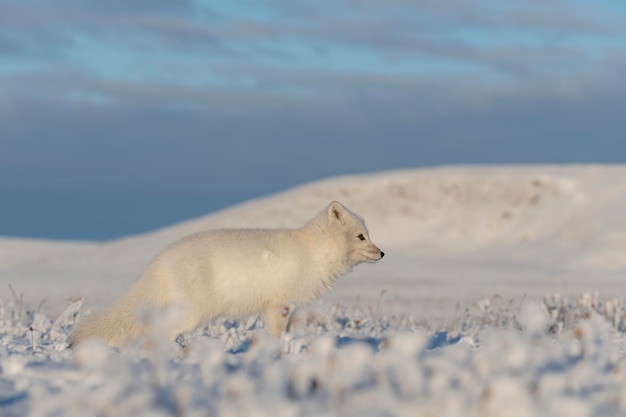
left=2, top=165, right=626, bottom=321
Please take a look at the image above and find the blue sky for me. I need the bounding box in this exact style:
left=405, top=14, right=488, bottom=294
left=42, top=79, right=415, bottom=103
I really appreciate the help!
left=1, top=0, right=626, bottom=240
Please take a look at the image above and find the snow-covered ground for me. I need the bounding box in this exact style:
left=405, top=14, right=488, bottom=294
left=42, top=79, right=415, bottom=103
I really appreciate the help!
left=3, top=165, right=626, bottom=416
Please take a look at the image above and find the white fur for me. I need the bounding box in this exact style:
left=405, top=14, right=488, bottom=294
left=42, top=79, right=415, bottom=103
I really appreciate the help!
left=70, top=201, right=384, bottom=347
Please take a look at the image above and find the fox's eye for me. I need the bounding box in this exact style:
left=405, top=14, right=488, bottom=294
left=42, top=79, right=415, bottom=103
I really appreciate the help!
left=357, top=234, right=365, bottom=241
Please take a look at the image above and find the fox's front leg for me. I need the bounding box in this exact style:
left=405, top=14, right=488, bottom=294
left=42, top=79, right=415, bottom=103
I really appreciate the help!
left=263, top=305, right=289, bottom=337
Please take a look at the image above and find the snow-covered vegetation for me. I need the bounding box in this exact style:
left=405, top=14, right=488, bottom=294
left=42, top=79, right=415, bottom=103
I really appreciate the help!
left=3, top=292, right=626, bottom=416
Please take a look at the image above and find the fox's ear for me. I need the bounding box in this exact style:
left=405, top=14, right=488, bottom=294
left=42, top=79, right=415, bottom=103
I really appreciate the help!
left=327, top=201, right=345, bottom=221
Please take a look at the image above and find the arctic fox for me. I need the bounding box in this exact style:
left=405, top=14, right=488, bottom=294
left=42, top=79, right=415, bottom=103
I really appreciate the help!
left=70, top=201, right=384, bottom=347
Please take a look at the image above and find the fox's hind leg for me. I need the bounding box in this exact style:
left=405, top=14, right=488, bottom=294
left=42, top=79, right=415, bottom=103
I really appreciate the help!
left=166, top=308, right=204, bottom=343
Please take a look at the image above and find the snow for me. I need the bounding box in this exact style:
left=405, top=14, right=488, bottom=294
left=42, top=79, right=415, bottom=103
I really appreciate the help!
left=3, top=293, right=626, bottom=416
left=3, top=164, right=626, bottom=416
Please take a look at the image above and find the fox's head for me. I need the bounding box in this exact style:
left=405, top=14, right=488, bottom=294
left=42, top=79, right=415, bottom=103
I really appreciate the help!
left=324, top=201, right=384, bottom=267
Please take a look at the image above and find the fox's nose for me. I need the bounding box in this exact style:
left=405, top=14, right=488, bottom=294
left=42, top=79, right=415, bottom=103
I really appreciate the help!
left=380, top=251, right=385, bottom=258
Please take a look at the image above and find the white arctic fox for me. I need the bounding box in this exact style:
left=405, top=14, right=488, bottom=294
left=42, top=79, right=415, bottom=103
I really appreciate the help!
left=70, top=201, right=384, bottom=347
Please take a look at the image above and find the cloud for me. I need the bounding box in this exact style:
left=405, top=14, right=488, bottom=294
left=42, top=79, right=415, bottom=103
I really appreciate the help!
left=1, top=0, right=626, bottom=238
left=3, top=1, right=625, bottom=76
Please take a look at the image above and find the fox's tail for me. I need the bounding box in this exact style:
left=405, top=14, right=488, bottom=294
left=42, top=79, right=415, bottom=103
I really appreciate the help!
left=70, top=272, right=160, bottom=347
left=69, top=266, right=182, bottom=348
left=69, top=295, right=145, bottom=348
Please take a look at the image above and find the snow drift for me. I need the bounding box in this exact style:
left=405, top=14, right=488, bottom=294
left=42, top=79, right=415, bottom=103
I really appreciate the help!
left=2, top=165, right=626, bottom=317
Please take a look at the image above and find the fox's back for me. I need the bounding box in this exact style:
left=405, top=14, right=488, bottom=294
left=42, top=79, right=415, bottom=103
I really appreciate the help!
left=147, top=228, right=308, bottom=310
